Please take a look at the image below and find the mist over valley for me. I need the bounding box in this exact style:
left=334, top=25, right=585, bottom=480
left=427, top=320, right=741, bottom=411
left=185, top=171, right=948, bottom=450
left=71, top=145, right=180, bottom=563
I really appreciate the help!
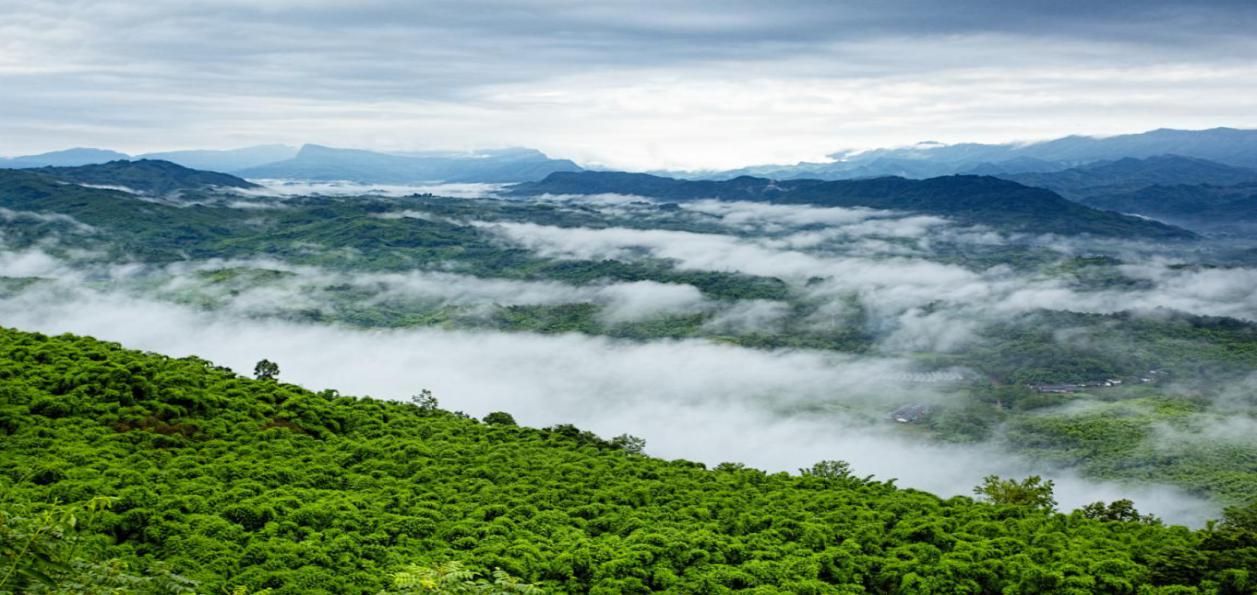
left=5, top=2, right=1257, bottom=591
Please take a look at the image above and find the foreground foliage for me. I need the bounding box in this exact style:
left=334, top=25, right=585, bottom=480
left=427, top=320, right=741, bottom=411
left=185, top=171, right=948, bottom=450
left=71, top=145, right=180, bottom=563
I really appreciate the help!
left=1, top=327, right=1255, bottom=593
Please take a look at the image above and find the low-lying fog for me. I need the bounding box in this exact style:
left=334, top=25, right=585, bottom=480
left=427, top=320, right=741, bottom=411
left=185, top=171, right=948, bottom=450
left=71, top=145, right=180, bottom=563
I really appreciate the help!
left=0, top=262, right=1220, bottom=526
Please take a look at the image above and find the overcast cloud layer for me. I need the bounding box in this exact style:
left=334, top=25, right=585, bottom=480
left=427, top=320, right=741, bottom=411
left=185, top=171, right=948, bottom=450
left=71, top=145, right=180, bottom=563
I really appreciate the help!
left=3, top=1, right=1257, bottom=168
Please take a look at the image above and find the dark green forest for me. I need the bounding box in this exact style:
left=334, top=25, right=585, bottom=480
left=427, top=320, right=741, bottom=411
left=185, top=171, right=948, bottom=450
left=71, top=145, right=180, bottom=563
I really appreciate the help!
left=1, top=327, right=1256, bottom=593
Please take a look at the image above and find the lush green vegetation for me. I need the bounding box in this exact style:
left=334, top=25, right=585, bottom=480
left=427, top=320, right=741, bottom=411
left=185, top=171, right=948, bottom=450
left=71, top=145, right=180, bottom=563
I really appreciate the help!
left=0, top=170, right=788, bottom=304
left=2, top=326, right=1256, bottom=593
left=1004, top=397, right=1257, bottom=505
left=961, top=310, right=1257, bottom=385
left=5, top=165, right=1257, bottom=536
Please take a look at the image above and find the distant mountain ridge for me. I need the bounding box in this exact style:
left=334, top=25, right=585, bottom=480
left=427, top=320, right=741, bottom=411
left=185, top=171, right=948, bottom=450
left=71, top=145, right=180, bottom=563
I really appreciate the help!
left=687, top=127, right=1257, bottom=181
left=5, top=127, right=1257, bottom=183
left=511, top=171, right=1197, bottom=239
left=0, top=144, right=582, bottom=184
left=0, top=148, right=131, bottom=168
left=1000, top=127, right=1257, bottom=166
left=1076, top=183, right=1257, bottom=230
left=234, top=144, right=583, bottom=183
left=1001, top=155, right=1257, bottom=198
left=22, top=160, right=259, bottom=194
left=138, top=145, right=301, bottom=172
left=999, top=155, right=1257, bottom=233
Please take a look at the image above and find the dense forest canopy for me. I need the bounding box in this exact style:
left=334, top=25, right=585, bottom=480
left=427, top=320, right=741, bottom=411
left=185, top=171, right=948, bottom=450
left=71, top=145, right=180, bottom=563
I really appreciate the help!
left=2, top=326, right=1256, bottom=593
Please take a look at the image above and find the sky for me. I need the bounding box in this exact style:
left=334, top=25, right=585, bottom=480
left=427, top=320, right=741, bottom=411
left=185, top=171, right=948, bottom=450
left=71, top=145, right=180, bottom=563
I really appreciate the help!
left=3, top=0, right=1257, bottom=170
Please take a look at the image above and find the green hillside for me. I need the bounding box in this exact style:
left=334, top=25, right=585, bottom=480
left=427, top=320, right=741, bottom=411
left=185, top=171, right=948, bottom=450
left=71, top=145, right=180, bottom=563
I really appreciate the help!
left=1, top=327, right=1255, bottom=594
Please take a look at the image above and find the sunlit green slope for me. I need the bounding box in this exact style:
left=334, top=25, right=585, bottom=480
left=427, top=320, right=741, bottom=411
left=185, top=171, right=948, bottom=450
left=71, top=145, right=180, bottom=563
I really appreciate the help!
left=2, top=326, right=1255, bottom=593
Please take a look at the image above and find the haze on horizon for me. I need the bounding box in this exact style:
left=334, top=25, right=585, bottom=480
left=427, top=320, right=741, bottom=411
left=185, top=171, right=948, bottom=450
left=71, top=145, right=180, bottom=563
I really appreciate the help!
left=2, top=0, right=1257, bottom=170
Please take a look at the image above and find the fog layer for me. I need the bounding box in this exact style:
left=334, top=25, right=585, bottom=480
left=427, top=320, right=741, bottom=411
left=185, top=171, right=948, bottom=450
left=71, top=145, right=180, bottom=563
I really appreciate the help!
left=0, top=268, right=1216, bottom=526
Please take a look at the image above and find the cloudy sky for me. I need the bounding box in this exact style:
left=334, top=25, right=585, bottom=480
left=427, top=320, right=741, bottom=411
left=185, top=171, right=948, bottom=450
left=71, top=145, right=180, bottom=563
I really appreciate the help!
left=3, top=0, right=1257, bottom=169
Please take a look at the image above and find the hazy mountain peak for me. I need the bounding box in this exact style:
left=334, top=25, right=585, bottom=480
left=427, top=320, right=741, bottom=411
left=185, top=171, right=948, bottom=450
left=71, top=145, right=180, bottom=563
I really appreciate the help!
left=0, top=147, right=131, bottom=168
left=708, top=127, right=1257, bottom=181
left=238, top=143, right=580, bottom=183
left=137, top=145, right=299, bottom=173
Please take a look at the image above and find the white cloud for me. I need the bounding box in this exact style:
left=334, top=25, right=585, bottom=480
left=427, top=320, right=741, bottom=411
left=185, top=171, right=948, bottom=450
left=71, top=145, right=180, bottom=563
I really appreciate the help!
left=679, top=199, right=890, bottom=232
left=0, top=248, right=72, bottom=277
left=703, top=299, right=792, bottom=334
left=596, top=280, right=707, bottom=323
left=481, top=220, right=1257, bottom=326
left=244, top=180, right=505, bottom=198
left=0, top=207, right=96, bottom=233
left=150, top=258, right=715, bottom=324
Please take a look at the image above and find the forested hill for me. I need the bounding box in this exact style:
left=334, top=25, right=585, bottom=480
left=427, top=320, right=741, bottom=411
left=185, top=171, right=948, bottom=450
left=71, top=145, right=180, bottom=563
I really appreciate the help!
left=2, top=326, right=1256, bottom=593
left=22, top=159, right=260, bottom=194
left=511, top=172, right=1197, bottom=239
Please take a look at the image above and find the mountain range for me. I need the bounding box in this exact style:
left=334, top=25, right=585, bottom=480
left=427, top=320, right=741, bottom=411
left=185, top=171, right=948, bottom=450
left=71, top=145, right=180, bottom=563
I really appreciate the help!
left=0, top=154, right=1199, bottom=240
left=234, top=145, right=582, bottom=183
left=0, top=147, right=132, bottom=169
left=678, top=127, right=1257, bottom=181
left=5, top=127, right=1257, bottom=184
left=139, top=145, right=301, bottom=172
left=511, top=171, right=1197, bottom=239
left=999, top=155, right=1257, bottom=199
left=0, top=144, right=581, bottom=184
left=1076, top=183, right=1257, bottom=231
left=1, top=129, right=1255, bottom=234
left=982, top=156, right=1257, bottom=233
